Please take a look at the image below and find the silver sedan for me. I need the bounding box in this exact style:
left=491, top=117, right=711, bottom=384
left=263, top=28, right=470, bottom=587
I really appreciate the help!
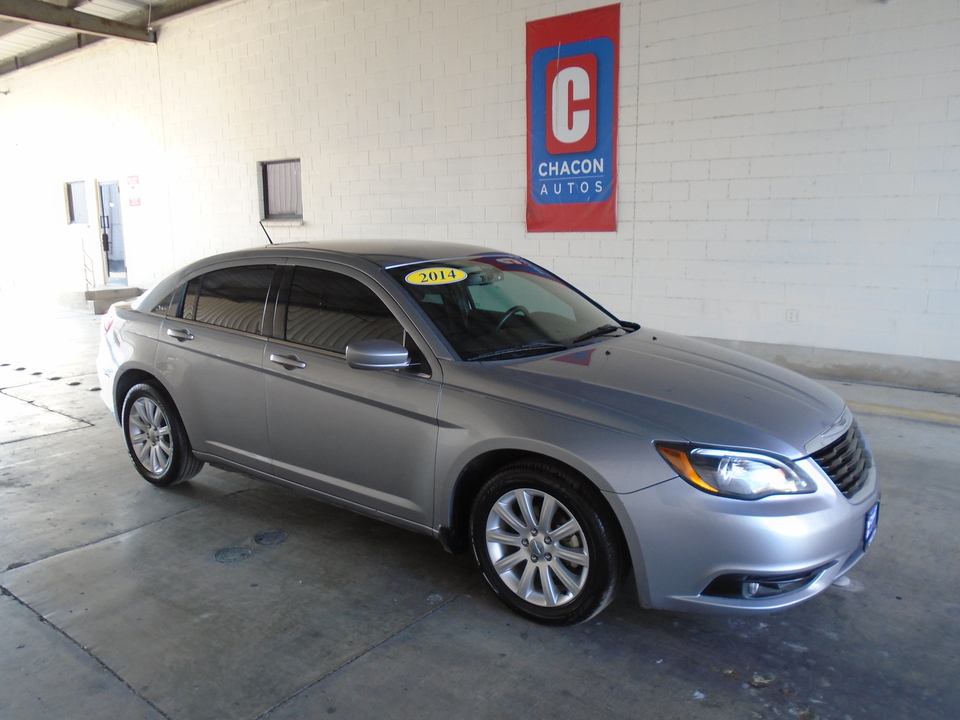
left=97, top=241, right=880, bottom=625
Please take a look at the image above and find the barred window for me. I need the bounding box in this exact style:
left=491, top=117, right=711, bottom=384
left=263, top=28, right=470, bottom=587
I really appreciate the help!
left=260, top=159, right=302, bottom=220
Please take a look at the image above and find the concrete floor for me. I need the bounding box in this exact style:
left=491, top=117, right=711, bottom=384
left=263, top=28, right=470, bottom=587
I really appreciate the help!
left=1, top=308, right=958, bottom=720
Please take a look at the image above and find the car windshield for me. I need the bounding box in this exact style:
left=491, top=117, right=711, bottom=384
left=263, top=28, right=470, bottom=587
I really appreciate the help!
left=387, top=256, right=628, bottom=361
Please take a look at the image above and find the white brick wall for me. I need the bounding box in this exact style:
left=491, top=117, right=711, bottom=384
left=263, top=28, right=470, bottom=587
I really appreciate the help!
left=629, top=0, right=959, bottom=360
left=0, top=41, right=171, bottom=300
left=0, top=0, right=957, bottom=362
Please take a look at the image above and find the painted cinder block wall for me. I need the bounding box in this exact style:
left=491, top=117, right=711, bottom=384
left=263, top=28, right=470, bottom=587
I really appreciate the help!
left=0, top=0, right=957, bottom=365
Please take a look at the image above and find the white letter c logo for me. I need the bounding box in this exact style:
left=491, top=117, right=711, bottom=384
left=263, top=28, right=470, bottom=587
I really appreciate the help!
left=551, top=66, right=590, bottom=144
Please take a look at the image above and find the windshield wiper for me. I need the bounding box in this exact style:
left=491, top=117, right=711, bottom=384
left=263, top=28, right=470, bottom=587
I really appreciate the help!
left=468, top=342, right=569, bottom=362
left=570, top=324, right=622, bottom=345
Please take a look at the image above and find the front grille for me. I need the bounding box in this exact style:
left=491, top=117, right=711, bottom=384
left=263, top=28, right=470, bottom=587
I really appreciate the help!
left=811, top=421, right=874, bottom=498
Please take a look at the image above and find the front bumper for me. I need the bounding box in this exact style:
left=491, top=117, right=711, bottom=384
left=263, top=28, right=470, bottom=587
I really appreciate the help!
left=608, top=460, right=880, bottom=613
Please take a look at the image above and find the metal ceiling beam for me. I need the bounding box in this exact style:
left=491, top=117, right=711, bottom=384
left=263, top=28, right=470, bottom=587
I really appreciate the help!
left=0, top=0, right=224, bottom=77
left=0, top=0, right=84, bottom=40
left=147, top=0, right=226, bottom=24
left=0, top=0, right=157, bottom=43
left=0, top=30, right=101, bottom=74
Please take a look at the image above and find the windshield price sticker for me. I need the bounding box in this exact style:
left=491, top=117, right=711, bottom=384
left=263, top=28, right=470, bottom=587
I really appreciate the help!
left=405, top=268, right=468, bottom=286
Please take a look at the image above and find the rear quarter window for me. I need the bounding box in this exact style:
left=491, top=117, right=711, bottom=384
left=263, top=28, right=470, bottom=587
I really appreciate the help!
left=150, top=287, right=181, bottom=315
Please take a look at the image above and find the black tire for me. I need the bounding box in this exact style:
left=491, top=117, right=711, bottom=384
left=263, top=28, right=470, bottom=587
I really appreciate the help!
left=470, top=460, right=622, bottom=626
left=121, top=382, right=203, bottom=486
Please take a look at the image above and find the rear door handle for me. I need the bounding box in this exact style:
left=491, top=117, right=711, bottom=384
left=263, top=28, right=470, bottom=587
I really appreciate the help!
left=269, top=353, right=306, bottom=370
left=166, top=328, right=195, bottom=342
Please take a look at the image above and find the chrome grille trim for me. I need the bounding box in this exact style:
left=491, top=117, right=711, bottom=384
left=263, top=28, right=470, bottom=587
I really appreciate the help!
left=811, top=421, right=874, bottom=499
left=804, top=406, right=852, bottom=455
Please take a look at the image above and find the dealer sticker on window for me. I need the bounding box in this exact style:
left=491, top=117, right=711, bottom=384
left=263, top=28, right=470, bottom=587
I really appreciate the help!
left=405, top=268, right=467, bottom=285
left=864, top=501, right=880, bottom=550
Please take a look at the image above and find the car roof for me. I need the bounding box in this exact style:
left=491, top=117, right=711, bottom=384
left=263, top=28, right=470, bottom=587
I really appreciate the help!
left=254, top=239, right=503, bottom=269
left=135, top=240, right=511, bottom=313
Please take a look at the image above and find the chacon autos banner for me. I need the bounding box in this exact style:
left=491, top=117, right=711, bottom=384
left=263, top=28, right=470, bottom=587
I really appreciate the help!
left=526, top=4, right=619, bottom=232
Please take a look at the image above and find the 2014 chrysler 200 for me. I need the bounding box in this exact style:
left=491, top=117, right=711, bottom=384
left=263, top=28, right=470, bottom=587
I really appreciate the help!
left=98, top=241, right=880, bottom=625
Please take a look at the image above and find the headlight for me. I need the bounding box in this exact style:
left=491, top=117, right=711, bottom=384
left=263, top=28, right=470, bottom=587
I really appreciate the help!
left=655, top=443, right=816, bottom=500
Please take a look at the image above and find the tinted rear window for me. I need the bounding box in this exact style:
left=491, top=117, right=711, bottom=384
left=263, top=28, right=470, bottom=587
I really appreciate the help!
left=186, top=265, right=277, bottom=334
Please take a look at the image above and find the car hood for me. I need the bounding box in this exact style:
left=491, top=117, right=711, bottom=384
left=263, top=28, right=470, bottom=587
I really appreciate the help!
left=477, top=329, right=846, bottom=459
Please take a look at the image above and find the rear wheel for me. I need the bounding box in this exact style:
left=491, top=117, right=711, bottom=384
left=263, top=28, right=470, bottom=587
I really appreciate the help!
left=470, top=460, right=622, bottom=625
left=121, top=383, right=203, bottom=486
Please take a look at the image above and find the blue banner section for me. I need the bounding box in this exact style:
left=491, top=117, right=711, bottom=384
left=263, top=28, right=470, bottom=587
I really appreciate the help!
left=530, top=38, right=615, bottom=206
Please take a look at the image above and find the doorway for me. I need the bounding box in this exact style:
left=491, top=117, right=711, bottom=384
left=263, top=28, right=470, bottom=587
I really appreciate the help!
left=98, top=181, right=126, bottom=283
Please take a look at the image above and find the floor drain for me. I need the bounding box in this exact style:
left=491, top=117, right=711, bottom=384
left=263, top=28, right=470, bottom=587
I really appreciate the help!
left=49, top=376, right=61, bottom=381
left=15, top=367, right=25, bottom=371
left=67, top=381, right=80, bottom=386
left=89, top=387, right=101, bottom=392
left=31, top=372, right=42, bottom=376
left=214, top=547, right=251, bottom=564
left=254, top=530, right=288, bottom=547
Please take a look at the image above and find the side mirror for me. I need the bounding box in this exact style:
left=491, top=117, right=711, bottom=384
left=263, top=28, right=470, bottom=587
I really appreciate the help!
left=345, top=339, right=411, bottom=371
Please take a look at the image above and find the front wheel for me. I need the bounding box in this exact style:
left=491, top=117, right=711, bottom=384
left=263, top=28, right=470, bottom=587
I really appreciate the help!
left=470, top=460, right=622, bottom=625
left=121, top=383, right=203, bottom=486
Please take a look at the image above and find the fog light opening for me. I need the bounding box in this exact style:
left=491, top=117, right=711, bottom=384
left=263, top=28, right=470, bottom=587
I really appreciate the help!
left=741, top=578, right=807, bottom=599
left=703, top=564, right=834, bottom=600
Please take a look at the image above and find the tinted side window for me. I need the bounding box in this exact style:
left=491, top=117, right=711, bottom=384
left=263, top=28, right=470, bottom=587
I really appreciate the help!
left=285, top=267, right=403, bottom=353
left=192, top=265, right=275, bottom=334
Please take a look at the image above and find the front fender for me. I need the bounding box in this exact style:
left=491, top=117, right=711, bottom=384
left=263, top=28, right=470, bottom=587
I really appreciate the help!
left=434, top=384, right=677, bottom=531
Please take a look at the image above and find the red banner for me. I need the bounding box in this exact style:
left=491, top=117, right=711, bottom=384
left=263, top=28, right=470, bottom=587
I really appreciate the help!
left=526, top=5, right=619, bottom=232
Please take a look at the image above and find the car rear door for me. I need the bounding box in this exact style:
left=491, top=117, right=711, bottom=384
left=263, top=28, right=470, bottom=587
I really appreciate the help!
left=156, top=264, right=280, bottom=473
left=262, top=263, right=441, bottom=527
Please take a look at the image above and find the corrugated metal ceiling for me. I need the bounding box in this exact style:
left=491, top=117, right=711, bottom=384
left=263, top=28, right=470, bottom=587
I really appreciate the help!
left=0, top=0, right=221, bottom=76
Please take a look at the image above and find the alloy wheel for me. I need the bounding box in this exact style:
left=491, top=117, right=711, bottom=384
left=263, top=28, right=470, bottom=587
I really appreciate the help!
left=128, top=396, right=173, bottom=476
left=484, top=487, right=590, bottom=608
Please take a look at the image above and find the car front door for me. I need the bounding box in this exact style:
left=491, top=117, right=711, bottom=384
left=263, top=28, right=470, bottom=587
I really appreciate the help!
left=262, top=264, right=441, bottom=527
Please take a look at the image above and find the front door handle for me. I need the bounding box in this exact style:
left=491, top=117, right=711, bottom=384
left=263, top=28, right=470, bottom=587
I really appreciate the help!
left=166, top=328, right=195, bottom=342
left=269, top=353, right=306, bottom=370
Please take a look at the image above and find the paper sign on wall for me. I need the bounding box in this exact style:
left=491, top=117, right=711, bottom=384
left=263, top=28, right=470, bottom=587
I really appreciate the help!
left=127, top=175, right=141, bottom=207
